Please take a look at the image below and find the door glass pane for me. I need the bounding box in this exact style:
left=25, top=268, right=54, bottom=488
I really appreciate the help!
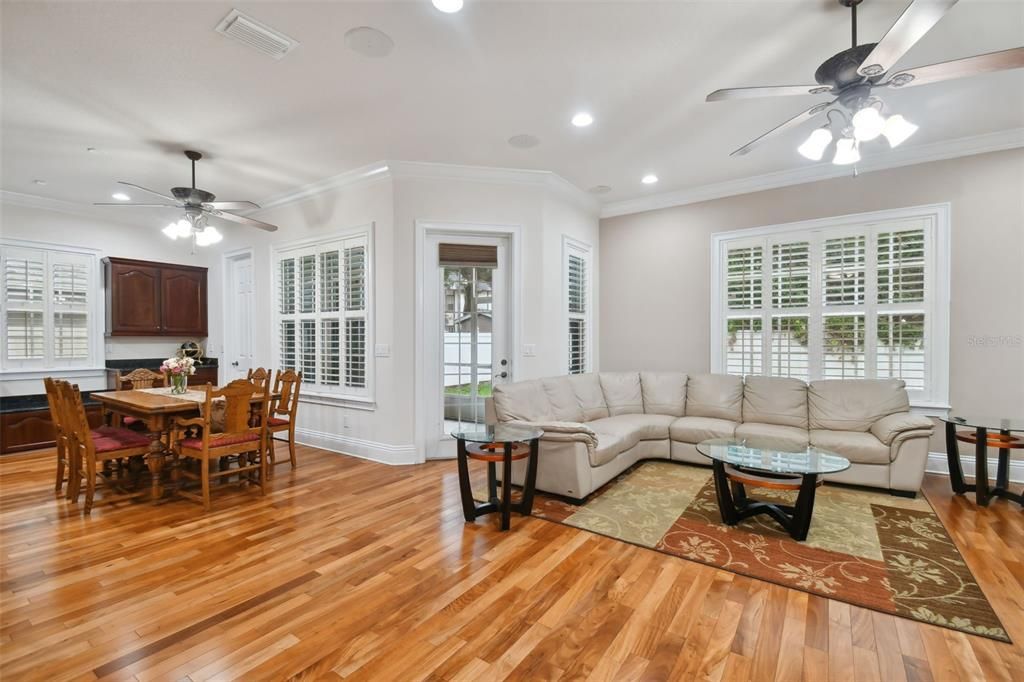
left=442, top=265, right=494, bottom=434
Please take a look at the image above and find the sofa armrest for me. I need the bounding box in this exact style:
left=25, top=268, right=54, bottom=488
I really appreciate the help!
left=504, top=420, right=597, bottom=447
left=870, top=412, right=933, bottom=445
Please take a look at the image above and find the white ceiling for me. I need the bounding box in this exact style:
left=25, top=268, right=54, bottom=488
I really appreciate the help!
left=2, top=0, right=1022, bottom=211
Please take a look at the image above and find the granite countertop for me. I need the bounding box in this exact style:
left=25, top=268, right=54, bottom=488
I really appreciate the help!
left=105, top=357, right=218, bottom=370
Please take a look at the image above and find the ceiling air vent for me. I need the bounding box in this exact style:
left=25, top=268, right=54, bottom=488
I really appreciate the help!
left=215, top=9, right=299, bottom=60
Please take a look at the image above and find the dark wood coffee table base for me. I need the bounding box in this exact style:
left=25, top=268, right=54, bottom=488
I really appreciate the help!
left=456, top=437, right=540, bottom=531
left=711, top=460, right=821, bottom=541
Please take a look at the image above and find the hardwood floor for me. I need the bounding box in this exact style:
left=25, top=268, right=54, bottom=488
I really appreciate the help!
left=1, top=445, right=1022, bottom=681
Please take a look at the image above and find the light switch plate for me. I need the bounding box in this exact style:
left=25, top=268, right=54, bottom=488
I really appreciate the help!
left=523, top=344, right=536, bottom=357
left=374, top=343, right=390, bottom=357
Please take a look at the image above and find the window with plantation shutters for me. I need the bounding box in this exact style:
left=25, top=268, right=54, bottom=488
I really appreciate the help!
left=712, top=207, right=949, bottom=408
left=1, top=243, right=98, bottom=370
left=274, top=229, right=371, bottom=399
left=564, top=238, right=592, bottom=374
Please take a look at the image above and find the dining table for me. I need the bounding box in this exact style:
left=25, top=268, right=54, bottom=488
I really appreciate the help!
left=91, top=386, right=278, bottom=502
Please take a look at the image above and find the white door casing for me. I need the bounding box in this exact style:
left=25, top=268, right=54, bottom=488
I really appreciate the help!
left=223, top=249, right=255, bottom=382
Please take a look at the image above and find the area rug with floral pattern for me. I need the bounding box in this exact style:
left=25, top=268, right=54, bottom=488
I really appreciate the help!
left=530, top=460, right=1009, bottom=642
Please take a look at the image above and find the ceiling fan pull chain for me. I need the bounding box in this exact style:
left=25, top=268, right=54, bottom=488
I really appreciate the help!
left=851, top=3, right=857, bottom=49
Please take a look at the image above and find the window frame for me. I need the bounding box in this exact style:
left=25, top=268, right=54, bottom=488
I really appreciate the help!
left=271, top=224, right=374, bottom=406
left=710, top=204, right=950, bottom=413
left=563, top=236, right=593, bottom=375
left=0, top=238, right=103, bottom=375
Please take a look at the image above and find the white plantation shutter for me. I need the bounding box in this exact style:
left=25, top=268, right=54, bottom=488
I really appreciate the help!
left=1, top=245, right=96, bottom=369
left=275, top=230, right=371, bottom=397
left=713, top=209, right=945, bottom=405
left=564, top=240, right=591, bottom=374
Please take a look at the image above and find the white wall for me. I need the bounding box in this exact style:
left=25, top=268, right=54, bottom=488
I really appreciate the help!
left=0, top=199, right=220, bottom=396
left=599, top=148, right=1024, bottom=452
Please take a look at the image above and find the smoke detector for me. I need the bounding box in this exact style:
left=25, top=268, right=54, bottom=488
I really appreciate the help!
left=215, top=9, right=299, bottom=60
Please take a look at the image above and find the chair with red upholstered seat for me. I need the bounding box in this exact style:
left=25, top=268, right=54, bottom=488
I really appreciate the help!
left=44, top=377, right=72, bottom=496
left=246, top=367, right=271, bottom=393
left=266, top=369, right=302, bottom=472
left=57, top=380, right=151, bottom=514
left=111, top=368, right=166, bottom=429
left=171, top=379, right=270, bottom=511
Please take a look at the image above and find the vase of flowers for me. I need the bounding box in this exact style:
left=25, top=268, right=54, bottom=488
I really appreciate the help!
left=162, top=356, right=196, bottom=394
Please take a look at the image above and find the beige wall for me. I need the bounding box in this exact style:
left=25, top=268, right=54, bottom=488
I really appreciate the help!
left=600, top=148, right=1024, bottom=450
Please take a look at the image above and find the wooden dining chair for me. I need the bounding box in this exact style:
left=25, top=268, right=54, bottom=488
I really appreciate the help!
left=171, top=379, right=270, bottom=511
left=58, top=380, right=152, bottom=514
left=44, top=377, right=70, bottom=495
left=267, top=369, right=302, bottom=471
left=111, top=368, right=166, bottom=429
left=246, top=367, right=271, bottom=393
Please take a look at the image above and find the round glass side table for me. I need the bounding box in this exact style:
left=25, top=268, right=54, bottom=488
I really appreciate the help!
left=451, top=424, right=543, bottom=531
left=939, top=415, right=1024, bottom=506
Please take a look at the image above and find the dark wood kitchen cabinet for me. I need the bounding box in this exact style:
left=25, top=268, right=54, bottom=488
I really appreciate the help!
left=104, top=258, right=208, bottom=336
left=0, top=406, right=102, bottom=455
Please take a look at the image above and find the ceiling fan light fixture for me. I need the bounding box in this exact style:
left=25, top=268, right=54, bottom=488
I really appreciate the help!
left=882, top=114, right=918, bottom=148
left=833, top=137, right=860, bottom=165
left=432, top=0, right=463, bottom=13
left=194, top=226, right=223, bottom=247
left=797, top=127, right=833, bottom=161
left=852, top=105, right=886, bottom=142
left=163, top=219, right=193, bottom=240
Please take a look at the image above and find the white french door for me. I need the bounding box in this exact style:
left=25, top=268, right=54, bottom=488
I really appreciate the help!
left=422, top=232, right=512, bottom=459
left=223, top=251, right=255, bottom=381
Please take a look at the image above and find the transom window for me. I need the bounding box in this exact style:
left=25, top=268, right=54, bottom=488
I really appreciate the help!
left=1, top=242, right=98, bottom=370
left=274, top=230, right=371, bottom=398
left=712, top=205, right=949, bottom=407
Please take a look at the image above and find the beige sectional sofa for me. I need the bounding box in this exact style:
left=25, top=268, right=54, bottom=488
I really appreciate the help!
left=489, top=372, right=933, bottom=501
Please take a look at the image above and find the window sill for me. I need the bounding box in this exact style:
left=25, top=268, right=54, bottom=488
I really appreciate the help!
left=299, top=392, right=376, bottom=411
left=0, top=367, right=107, bottom=381
left=910, top=402, right=951, bottom=418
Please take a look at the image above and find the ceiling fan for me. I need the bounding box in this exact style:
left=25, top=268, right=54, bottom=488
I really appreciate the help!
left=706, top=0, right=1024, bottom=164
left=95, top=150, right=278, bottom=248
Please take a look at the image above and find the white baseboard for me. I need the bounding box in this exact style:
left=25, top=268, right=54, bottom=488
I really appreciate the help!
left=294, top=427, right=417, bottom=466
left=926, top=452, right=1024, bottom=484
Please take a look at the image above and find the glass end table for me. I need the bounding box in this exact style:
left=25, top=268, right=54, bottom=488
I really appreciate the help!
left=940, top=415, right=1024, bottom=506
left=697, top=438, right=850, bottom=541
left=452, top=424, right=544, bottom=531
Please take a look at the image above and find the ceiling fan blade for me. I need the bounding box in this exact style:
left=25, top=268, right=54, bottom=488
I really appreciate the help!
left=857, top=0, right=959, bottom=79
left=203, top=201, right=261, bottom=211
left=706, top=85, right=830, bottom=102
left=208, top=210, right=278, bottom=232
left=116, top=181, right=176, bottom=202
left=730, top=100, right=835, bottom=157
left=881, top=46, right=1024, bottom=89
left=93, top=202, right=179, bottom=207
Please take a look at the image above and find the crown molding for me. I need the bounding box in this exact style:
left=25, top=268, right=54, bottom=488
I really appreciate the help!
left=0, top=189, right=151, bottom=228
left=600, top=127, right=1024, bottom=219
left=257, top=161, right=391, bottom=211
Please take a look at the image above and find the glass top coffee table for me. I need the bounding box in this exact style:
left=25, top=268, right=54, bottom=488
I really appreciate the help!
left=697, top=438, right=850, bottom=541
left=939, top=415, right=1024, bottom=506
left=452, top=425, right=544, bottom=531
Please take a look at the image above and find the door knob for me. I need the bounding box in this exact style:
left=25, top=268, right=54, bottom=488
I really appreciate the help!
left=231, top=361, right=239, bottom=367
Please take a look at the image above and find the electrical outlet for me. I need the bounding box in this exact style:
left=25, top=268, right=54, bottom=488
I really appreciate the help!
left=523, top=344, right=536, bottom=357
left=342, top=415, right=352, bottom=429
left=374, top=343, right=390, bottom=357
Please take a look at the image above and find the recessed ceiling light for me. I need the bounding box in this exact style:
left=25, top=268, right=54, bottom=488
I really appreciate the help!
left=507, top=134, right=540, bottom=149
left=571, top=112, right=594, bottom=128
left=344, top=26, right=394, bottom=58
left=33, top=179, right=47, bottom=186
left=641, top=174, right=659, bottom=185
left=588, top=185, right=612, bottom=195
left=112, top=192, right=131, bottom=201
left=432, top=0, right=463, bottom=13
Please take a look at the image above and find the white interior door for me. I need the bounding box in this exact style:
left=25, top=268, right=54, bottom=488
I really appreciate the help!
left=224, top=252, right=254, bottom=381
left=423, top=233, right=511, bottom=459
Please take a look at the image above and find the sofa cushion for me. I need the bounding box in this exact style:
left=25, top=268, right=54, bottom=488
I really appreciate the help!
left=492, top=380, right=550, bottom=422
left=589, top=414, right=675, bottom=442
left=599, top=372, right=644, bottom=416
left=686, top=374, right=743, bottom=421
left=809, top=379, right=910, bottom=432
left=742, top=376, right=808, bottom=429
left=670, top=416, right=738, bottom=444
left=641, top=371, right=688, bottom=417
left=568, top=374, right=610, bottom=421
left=810, top=429, right=890, bottom=465
left=541, top=377, right=585, bottom=423
left=734, top=423, right=809, bottom=451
